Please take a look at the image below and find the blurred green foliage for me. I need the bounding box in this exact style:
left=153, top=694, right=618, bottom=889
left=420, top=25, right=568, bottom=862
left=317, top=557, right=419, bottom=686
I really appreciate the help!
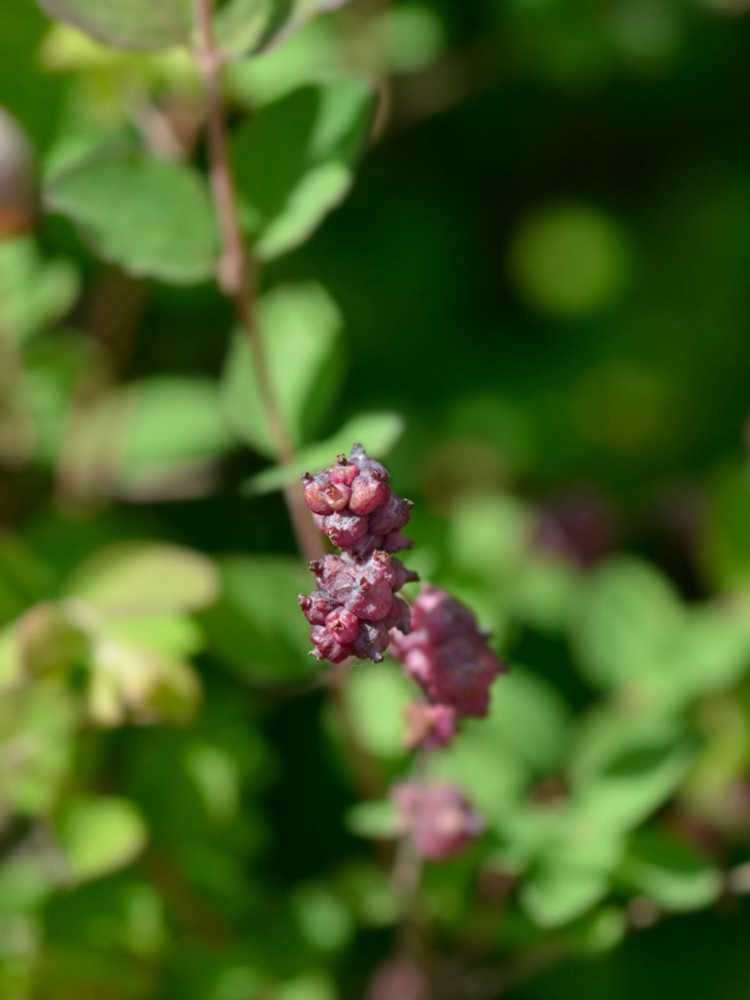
left=2, top=0, right=750, bottom=997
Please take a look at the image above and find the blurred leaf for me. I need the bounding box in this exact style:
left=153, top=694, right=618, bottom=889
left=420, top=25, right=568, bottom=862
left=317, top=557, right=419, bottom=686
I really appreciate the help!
left=277, top=972, right=336, bottom=1000
left=512, top=555, right=581, bottom=632
left=0, top=236, right=79, bottom=343
left=243, top=411, right=404, bottom=493
left=108, top=612, right=204, bottom=658
left=225, top=13, right=343, bottom=107
left=565, top=906, right=626, bottom=956
left=203, top=555, right=311, bottom=683
left=520, top=865, right=609, bottom=928
left=571, top=712, right=693, bottom=833
left=519, top=802, right=624, bottom=927
left=292, top=883, right=353, bottom=952
left=67, top=542, right=218, bottom=616
left=450, top=493, right=531, bottom=582
left=0, top=685, right=78, bottom=816
left=116, top=376, right=235, bottom=493
left=480, top=668, right=572, bottom=776
left=571, top=558, right=683, bottom=691
left=0, top=855, right=57, bottom=915
left=45, top=151, right=218, bottom=282
left=620, top=829, right=722, bottom=911
left=342, top=663, right=413, bottom=759
left=89, top=638, right=201, bottom=726
left=221, top=281, right=343, bottom=455
left=57, top=796, right=147, bottom=880
left=36, top=0, right=192, bottom=49
left=660, top=609, right=750, bottom=708
left=16, top=601, right=89, bottom=677
left=231, top=79, right=374, bottom=259
left=346, top=799, right=399, bottom=839
left=217, top=0, right=350, bottom=58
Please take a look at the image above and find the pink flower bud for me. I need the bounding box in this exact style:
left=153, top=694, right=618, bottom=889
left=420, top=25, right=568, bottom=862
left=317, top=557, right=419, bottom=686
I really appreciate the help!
left=393, top=782, right=484, bottom=860
left=404, top=702, right=457, bottom=750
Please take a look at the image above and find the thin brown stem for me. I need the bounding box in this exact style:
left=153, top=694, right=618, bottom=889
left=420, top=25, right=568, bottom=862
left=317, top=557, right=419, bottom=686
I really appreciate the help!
left=193, top=0, right=323, bottom=562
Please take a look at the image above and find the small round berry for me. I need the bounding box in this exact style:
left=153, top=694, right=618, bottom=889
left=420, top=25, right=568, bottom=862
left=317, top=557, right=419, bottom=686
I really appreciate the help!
left=349, top=474, right=390, bottom=515
left=325, top=607, right=360, bottom=645
left=325, top=512, right=368, bottom=548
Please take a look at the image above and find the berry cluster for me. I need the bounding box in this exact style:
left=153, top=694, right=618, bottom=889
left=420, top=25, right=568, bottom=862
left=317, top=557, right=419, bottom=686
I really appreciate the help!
left=299, top=445, right=417, bottom=664
left=302, top=444, right=413, bottom=559
left=392, top=587, right=506, bottom=745
left=393, top=781, right=484, bottom=860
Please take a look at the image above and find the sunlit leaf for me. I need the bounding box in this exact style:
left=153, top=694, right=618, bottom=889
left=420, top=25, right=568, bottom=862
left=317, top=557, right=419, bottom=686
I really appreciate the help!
left=57, top=796, right=147, bottom=880
left=217, top=0, right=351, bottom=59
left=0, top=237, right=79, bottom=344
left=66, top=542, right=219, bottom=616
left=342, top=663, right=413, bottom=759
left=232, top=79, right=374, bottom=259
left=221, top=281, right=343, bottom=455
left=36, top=0, right=192, bottom=50
left=45, top=151, right=218, bottom=283
left=242, top=411, right=404, bottom=494
left=620, top=829, right=722, bottom=911
left=571, top=558, right=684, bottom=691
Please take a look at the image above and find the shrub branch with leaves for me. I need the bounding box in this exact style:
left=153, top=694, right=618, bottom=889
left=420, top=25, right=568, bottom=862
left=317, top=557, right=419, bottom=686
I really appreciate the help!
left=1, top=0, right=750, bottom=998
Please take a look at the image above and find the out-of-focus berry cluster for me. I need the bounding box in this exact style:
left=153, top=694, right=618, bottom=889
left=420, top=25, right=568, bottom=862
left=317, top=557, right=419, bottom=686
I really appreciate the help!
left=392, top=586, right=506, bottom=741
left=393, top=781, right=484, bottom=860
left=299, top=445, right=417, bottom=664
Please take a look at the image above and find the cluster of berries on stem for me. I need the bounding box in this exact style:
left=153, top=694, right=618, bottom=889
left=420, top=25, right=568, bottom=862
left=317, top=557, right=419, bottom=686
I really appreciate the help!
left=299, top=444, right=417, bottom=664
left=298, top=444, right=505, bottom=862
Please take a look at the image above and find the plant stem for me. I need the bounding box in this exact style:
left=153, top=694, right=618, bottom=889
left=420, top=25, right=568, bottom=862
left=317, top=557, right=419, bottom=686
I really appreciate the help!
left=193, top=0, right=324, bottom=563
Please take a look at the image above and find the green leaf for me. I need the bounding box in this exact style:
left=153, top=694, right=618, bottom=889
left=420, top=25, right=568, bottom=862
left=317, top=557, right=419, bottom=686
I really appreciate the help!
left=66, top=542, right=219, bottom=616
left=108, top=613, right=204, bottom=658
left=242, top=412, right=404, bottom=494
left=0, top=237, right=79, bottom=344
left=341, top=663, right=413, bottom=759
left=0, top=685, right=78, bottom=816
left=346, top=799, right=399, bottom=840
left=118, top=376, right=235, bottom=494
left=519, top=803, right=623, bottom=927
left=57, top=796, right=147, bottom=880
left=88, top=638, right=201, bottom=726
left=217, top=0, right=351, bottom=58
left=16, top=602, right=90, bottom=677
left=570, top=712, right=693, bottom=833
left=292, top=883, right=354, bottom=953
left=571, top=557, right=684, bottom=691
left=231, top=80, right=374, bottom=259
left=620, top=829, right=722, bottom=911
left=483, top=668, right=571, bottom=775
left=520, top=865, right=609, bottom=929
left=202, top=555, right=312, bottom=683
left=0, top=855, right=57, bottom=915
left=45, top=151, right=218, bottom=283
left=565, top=906, right=626, bottom=956
left=36, top=0, right=193, bottom=50
left=659, top=609, right=750, bottom=709
left=221, top=281, right=343, bottom=455
left=450, top=493, right=531, bottom=582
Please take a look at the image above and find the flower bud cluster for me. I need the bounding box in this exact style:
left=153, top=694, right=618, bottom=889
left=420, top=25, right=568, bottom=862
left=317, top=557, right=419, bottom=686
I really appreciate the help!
left=393, top=781, right=484, bottom=860
left=299, top=444, right=417, bottom=663
left=392, top=587, right=506, bottom=747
